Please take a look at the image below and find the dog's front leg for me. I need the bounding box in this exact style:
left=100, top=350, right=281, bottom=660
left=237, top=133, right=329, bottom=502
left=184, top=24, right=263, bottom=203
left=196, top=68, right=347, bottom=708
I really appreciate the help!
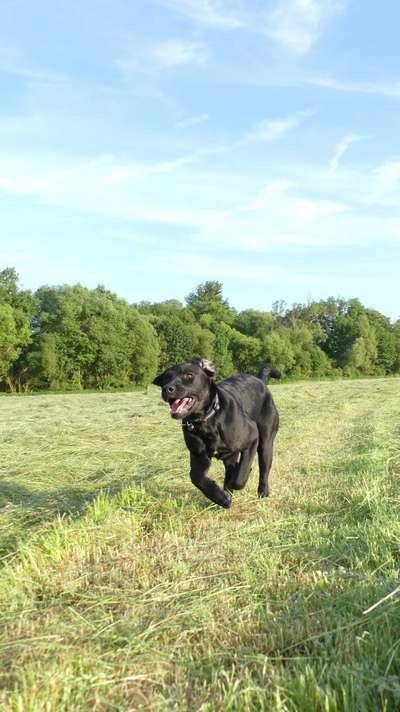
left=190, top=453, right=232, bottom=509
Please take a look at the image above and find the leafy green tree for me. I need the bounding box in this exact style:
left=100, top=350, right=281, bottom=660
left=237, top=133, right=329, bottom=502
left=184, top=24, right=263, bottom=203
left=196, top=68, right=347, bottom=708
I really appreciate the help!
left=234, top=309, right=276, bottom=340
left=263, top=330, right=295, bottom=374
left=153, top=314, right=197, bottom=371
left=366, top=309, right=396, bottom=374
left=341, top=314, right=377, bottom=377
left=190, top=323, right=215, bottom=361
left=0, top=269, right=34, bottom=390
left=199, top=315, right=234, bottom=378
left=229, top=329, right=262, bottom=373
left=3, top=270, right=399, bottom=388
left=287, top=322, right=314, bottom=377
left=141, top=296, right=216, bottom=371
left=309, top=345, right=334, bottom=377
left=137, top=299, right=187, bottom=319
left=393, top=320, right=400, bottom=373
left=127, top=311, right=160, bottom=385
left=263, top=321, right=332, bottom=378
left=0, top=267, right=19, bottom=302
left=0, top=304, right=23, bottom=380
left=288, top=321, right=333, bottom=378
left=22, top=333, right=59, bottom=390
left=271, top=300, right=288, bottom=319
left=186, top=281, right=235, bottom=325
left=20, top=285, right=158, bottom=390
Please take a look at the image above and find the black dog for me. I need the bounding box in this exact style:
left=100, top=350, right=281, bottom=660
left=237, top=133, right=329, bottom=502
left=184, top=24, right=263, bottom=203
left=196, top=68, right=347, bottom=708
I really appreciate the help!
left=153, top=358, right=281, bottom=508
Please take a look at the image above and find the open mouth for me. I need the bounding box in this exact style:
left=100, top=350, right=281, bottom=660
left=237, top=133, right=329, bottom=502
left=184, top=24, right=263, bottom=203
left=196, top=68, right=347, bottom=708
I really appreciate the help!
left=169, top=396, right=195, bottom=417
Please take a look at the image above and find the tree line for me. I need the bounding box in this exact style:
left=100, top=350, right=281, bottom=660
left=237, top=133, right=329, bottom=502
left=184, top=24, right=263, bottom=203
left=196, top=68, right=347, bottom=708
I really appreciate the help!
left=1, top=267, right=399, bottom=391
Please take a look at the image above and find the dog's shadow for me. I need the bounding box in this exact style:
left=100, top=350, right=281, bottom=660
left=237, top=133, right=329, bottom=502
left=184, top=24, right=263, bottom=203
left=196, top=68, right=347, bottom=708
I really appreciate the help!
left=0, top=459, right=214, bottom=563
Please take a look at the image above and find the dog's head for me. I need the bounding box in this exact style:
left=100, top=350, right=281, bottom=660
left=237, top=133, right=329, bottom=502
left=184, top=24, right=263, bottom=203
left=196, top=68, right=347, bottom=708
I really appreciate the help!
left=153, top=358, right=217, bottom=419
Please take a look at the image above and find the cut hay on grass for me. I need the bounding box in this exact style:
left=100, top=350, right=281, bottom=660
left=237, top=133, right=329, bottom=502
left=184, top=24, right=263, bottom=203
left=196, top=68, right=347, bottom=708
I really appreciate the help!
left=0, top=378, right=400, bottom=711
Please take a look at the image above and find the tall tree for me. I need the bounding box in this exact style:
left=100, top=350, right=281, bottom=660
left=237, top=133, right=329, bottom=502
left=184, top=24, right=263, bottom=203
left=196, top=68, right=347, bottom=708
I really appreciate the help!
left=18, top=285, right=159, bottom=390
left=0, top=269, right=34, bottom=390
left=393, top=320, right=400, bottom=373
left=229, top=329, right=263, bottom=373
left=186, top=281, right=235, bottom=325
left=234, top=309, right=276, bottom=340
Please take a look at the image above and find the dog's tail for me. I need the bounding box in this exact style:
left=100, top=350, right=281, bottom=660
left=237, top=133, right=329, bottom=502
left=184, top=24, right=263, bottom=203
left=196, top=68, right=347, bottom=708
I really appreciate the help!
left=257, top=363, right=282, bottom=384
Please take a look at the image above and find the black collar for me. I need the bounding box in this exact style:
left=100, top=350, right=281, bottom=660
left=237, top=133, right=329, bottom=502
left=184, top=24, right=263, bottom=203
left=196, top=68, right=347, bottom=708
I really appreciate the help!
left=182, top=391, right=220, bottom=431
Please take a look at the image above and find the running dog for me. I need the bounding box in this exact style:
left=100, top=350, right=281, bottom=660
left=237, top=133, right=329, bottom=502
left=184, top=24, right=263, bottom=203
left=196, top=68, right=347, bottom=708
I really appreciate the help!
left=153, top=358, right=281, bottom=508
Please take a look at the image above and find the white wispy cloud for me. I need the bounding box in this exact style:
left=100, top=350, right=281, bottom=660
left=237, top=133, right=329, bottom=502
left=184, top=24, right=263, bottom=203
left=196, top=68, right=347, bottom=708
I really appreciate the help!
left=100, top=152, right=200, bottom=185
left=224, top=179, right=348, bottom=248
left=154, top=0, right=346, bottom=57
left=0, top=151, right=202, bottom=196
left=329, top=133, right=366, bottom=171
left=247, top=180, right=293, bottom=209
left=291, top=196, right=346, bottom=219
left=152, top=40, right=209, bottom=66
left=0, top=152, right=221, bottom=227
left=116, top=40, right=209, bottom=74
left=242, top=107, right=315, bottom=145
left=171, top=252, right=291, bottom=281
left=306, top=76, right=400, bottom=97
left=0, top=42, right=68, bottom=86
left=373, top=161, right=400, bottom=196
left=248, top=179, right=348, bottom=223
left=176, top=113, right=210, bottom=129
left=2, top=105, right=307, bottom=213
left=266, top=0, right=347, bottom=56
left=154, top=0, right=242, bottom=29
left=194, top=186, right=397, bottom=253
left=1, top=138, right=399, bottom=261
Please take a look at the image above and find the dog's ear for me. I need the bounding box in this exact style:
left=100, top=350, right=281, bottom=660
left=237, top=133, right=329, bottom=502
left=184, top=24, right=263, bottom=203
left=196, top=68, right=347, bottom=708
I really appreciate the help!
left=153, top=371, right=166, bottom=387
left=192, top=358, right=217, bottom=378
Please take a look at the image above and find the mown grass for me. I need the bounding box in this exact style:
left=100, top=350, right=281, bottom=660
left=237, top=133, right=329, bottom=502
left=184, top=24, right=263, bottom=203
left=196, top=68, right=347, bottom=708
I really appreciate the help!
left=0, top=378, right=399, bottom=711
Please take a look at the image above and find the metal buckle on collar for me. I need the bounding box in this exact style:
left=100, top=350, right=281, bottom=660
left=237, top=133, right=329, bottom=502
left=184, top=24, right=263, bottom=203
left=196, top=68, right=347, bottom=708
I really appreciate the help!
left=182, top=419, right=195, bottom=431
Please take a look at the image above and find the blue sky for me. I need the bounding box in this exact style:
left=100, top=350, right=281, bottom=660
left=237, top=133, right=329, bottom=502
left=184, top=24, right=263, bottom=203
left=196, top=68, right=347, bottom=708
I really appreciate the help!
left=1, top=0, right=400, bottom=319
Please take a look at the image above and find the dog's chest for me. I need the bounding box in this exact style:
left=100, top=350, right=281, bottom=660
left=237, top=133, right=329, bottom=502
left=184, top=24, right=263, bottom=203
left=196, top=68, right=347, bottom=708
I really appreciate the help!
left=197, top=427, right=232, bottom=459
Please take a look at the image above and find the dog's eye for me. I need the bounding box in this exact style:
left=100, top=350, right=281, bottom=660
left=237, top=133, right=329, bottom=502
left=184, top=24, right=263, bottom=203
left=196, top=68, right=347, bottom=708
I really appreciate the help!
left=184, top=373, right=194, bottom=381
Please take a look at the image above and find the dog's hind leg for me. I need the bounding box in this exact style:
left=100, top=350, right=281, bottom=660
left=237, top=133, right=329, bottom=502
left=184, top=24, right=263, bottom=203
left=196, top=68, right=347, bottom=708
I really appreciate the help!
left=257, top=436, right=274, bottom=498
left=228, top=437, right=258, bottom=491
left=257, top=418, right=279, bottom=497
left=256, top=396, right=279, bottom=498
left=190, top=453, right=232, bottom=508
left=223, top=454, right=240, bottom=492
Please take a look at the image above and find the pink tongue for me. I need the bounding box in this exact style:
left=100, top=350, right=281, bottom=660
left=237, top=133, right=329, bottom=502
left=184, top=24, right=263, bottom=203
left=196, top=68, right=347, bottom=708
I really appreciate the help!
left=170, top=398, right=190, bottom=414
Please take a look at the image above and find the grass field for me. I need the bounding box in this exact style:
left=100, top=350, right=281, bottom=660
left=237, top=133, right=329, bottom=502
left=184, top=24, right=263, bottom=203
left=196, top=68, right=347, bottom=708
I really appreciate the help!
left=1, top=378, right=400, bottom=711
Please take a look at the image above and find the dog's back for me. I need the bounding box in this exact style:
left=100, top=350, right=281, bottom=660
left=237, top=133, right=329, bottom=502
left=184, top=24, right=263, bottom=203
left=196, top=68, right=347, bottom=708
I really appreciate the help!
left=218, top=365, right=281, bottom=421
left=218, top=374, right=264, bottom=418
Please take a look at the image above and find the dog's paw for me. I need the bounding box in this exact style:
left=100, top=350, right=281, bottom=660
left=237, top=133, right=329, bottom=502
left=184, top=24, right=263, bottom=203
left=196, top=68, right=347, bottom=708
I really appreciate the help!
left=221, top=490, right=232, bottom=508
left=257, top=488, right=269, bottom=499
